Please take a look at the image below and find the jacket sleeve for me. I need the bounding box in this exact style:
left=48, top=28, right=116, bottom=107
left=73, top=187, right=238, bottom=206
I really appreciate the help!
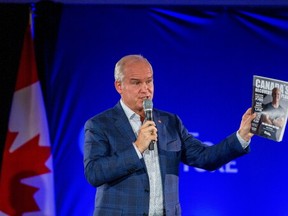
left=175, top=115, right=250, bottom=171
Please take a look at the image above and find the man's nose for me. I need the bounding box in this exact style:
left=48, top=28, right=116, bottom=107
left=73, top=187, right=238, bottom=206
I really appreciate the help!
left=141, top=82, right=149, bottom=91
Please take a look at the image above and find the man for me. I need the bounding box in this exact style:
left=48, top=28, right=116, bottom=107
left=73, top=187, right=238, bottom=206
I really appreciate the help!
left=261, top=87, right=285, bottom=128
left=84, top=54, right=256, bottom=216
left=260, top=87, right=286, bottom=140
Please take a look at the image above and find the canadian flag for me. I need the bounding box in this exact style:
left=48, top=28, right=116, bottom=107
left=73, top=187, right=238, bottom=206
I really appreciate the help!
left=0, top=14, right=55, bottom=216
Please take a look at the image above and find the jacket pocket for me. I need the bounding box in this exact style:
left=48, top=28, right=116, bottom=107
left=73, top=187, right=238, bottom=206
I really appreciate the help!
left=167, top=139, right=181, bottom=151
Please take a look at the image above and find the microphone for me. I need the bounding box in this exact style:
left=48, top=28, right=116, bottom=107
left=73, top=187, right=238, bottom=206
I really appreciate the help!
left=143, top=99, right=155, bottom=150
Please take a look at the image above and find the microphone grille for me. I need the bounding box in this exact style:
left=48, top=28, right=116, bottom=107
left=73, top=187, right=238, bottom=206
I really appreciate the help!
left=143, top=99, right=153, bottom=110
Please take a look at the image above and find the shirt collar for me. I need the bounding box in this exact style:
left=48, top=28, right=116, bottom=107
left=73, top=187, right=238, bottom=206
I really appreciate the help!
left=120, top=99, right=140, bottom=121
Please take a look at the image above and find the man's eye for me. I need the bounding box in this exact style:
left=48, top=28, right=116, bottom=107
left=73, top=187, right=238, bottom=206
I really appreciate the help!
left=147, top=79, right=153, bottom=84
left=132, top=81, right=140, bottom=85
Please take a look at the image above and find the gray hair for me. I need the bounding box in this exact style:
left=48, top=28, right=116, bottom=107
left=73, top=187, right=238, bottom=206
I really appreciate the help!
left=114, top=54, right=152, bottom=82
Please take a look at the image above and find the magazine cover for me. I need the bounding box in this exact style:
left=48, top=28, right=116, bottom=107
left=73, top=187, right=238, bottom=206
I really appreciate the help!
left=251, top=75, right=288, bottom=142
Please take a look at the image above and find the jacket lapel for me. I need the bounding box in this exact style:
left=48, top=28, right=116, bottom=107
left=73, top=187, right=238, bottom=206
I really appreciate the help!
left=113, top=102, right=150, bottom=189
left=113, top=102, right=137, bottom=145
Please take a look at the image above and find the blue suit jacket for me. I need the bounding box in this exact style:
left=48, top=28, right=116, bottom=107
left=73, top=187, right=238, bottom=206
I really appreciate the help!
left=84, top=102, right=249, bottom=216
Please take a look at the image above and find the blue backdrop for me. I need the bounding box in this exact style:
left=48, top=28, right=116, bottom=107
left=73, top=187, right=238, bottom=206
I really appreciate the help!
left=34, top=5, right=288, bottom=216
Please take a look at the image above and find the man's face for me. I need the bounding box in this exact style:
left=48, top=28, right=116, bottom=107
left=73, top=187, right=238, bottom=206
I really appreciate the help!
left=272, top=88, right=281, bottom=102
left=115, top=61, right=154, bottom=115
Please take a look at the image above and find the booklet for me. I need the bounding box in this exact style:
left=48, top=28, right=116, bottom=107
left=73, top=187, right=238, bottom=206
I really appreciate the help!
left=251, top=75, right=288, bottom=142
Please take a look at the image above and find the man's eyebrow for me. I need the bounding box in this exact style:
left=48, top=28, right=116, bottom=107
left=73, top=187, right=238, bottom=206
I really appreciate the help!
left=129, top=77, right=153, bottom=82
left=130, top=78, right=141, bottom=81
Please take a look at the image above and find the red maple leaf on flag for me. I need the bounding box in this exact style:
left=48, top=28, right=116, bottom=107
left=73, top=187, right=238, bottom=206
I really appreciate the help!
left=0, top=130, right=51, bottom=215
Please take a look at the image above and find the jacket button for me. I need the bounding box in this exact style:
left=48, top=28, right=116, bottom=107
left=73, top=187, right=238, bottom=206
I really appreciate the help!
left=144, top=188, right=149, bottom=193
left=143, top=213, right=148, bottom=216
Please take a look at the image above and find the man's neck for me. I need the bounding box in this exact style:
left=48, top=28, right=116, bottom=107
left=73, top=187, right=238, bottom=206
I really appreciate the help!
left=272, top=101, right=280, bottom=108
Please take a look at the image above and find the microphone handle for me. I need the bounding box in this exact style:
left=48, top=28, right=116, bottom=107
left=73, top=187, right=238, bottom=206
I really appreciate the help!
left=149, top=141, right=155, bottom=150
left=145, top=111, right=154, bottom=150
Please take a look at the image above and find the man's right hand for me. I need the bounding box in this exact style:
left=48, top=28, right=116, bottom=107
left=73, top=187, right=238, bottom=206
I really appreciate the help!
left=135, top=120, right=158, bottom=153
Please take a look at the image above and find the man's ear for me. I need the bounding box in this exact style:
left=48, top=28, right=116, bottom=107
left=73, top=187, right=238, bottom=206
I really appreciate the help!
left=115, top=81, right=122, bottom=94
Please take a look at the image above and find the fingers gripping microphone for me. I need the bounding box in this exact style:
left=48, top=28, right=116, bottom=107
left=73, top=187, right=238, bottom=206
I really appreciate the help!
left=143, top=99, right=155, bottom=150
